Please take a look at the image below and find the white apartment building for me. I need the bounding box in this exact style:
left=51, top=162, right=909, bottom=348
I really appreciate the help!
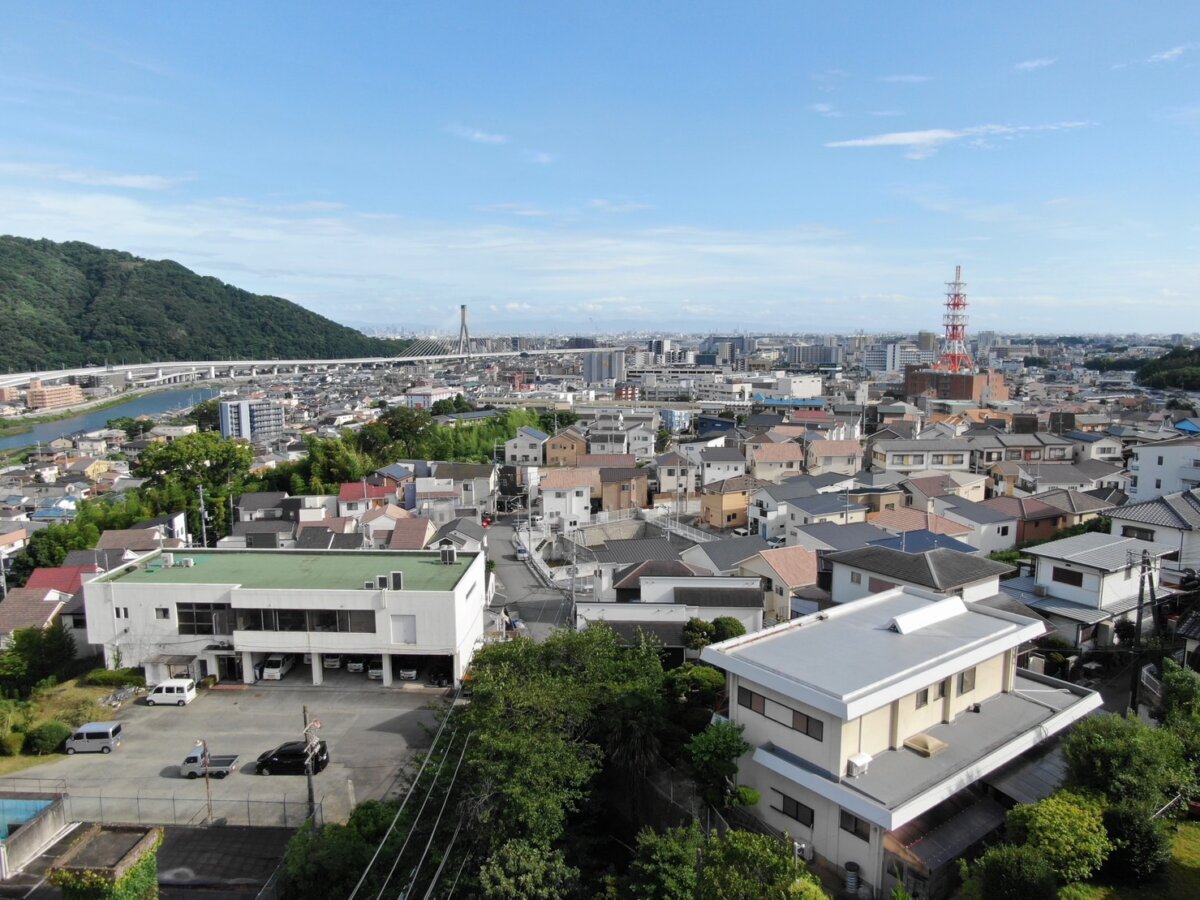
left=219, top=399, right=285, bottom=443
left=702, top=590, right=1100, bottom=898
left=1128, top=436, right=1200, bottom=501
left=83, top=548, right=488, bottom=685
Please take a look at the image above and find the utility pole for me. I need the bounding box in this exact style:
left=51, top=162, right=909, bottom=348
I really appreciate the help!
left=195, top=738, right=214, bottom=824
left=197, top=484, right=209, bottom=548
left=1128, top=550, right=1157, bottom=715
left=302, top=705, right=321, bottom=819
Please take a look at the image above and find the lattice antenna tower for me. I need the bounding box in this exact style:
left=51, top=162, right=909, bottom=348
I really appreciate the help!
left=935, top=265, right=974, bottom=373
left=455, top=304, right=471, bottom=356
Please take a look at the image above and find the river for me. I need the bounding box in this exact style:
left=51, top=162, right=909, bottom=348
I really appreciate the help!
left=0, top=387, right=220, bottom=452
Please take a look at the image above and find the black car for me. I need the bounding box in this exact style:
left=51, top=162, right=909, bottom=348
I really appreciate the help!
left=255, top=740, right=330, bottom=776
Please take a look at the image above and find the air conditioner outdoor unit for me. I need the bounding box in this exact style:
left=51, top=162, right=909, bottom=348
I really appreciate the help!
left=162, top=552, right=175, bottom=568
left=1033, top=584, right=1050, bottom=597
left=180, top=558, right=195, bottom=568
left=377, top=575, right=388, bottom=589
left=390, top=571, right=404, bottom=591
left=364, top=581, right=375, bottom=590
left=440, top=547, right=458, bottom=565
left=847, top=752, right=872, bottom=777
left=793, top=841, right=814, bottom=862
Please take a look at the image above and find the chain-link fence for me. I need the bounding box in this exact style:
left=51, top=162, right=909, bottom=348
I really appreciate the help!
left=58, top=791, right=321, bottom=828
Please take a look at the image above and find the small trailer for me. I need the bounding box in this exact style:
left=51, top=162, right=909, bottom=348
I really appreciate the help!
left=180, top=747, right=240, bottom=779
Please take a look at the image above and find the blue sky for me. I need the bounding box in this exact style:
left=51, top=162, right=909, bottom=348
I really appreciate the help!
left=1, top=3, right=1197, bottom=335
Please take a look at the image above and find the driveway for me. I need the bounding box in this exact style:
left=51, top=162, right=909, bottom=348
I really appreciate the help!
left=0, top=683, right=440, bottom=826
left=488, top=519, right=570, bottom=640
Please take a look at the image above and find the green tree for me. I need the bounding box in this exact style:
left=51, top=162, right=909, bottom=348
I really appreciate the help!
left=379, top=406, right=433, bottom=456
left=663, top=663, right=726, bottom=706
left=281, top=799, right=400, bottom=899
left=698, top=830, right=826, bottom=899
left=627, top=822, right=704, bottom=900
left=1101, top=799, right=1173, bottom=885
left=1064, top=713, right=1194, bottom=805
left=1006, top=790, right=1111, bottom=883
left=688, top=721, right=750, bottom=802
left=478, top=839, right=578, bottom=899
left=187, top=398, right=221, bottom=431
left=960, top=844, right=1057, bottom=900
left=683, top=617, right=717, bottom=651
left=135, top=431, right=254, bottom=494
left=711, top=616, right=747, bottom=643
left=106, top=416, right=153, bottom=438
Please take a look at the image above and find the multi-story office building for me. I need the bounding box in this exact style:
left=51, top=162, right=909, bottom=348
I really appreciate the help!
left=582, top=351, right=626, bottom=385
left=83, top=548, right=488, bottom=685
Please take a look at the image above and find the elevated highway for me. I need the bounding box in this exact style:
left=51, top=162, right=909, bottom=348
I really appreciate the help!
left=0, top=347, right=619, bottom=391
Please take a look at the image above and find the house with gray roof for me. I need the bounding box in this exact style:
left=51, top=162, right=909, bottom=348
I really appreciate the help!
left=1000, top=532, right=1181, bottom=648
left=680, top=534, right=770, bottom=575
left=699, top=446, right=747, bottom=486
left=932, top=496, right=1019, bottom=554
left=1105, top=489, right=1200, bottom=572
left=826, top=546, right=1013, bottom=605
left=782, top=494, right=869, bottom=540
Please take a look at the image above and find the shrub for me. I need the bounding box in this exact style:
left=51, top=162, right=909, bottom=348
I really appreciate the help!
left=711, top=616, right=746, bottom=643
left=0, top=733, right=25, bottom=756
left=1101, top=801, right=1173, bottom=884
left=199, top=675, right=217, bottom=690
left=64, top=702, right=102, bottom=728
left=964, top=844, right=1057, bottom=900
left=1006, top=790, right=1111, bottom=883
left=24, top=721, right=72, bottom=755
left=82, top=668, right=146, bottom=688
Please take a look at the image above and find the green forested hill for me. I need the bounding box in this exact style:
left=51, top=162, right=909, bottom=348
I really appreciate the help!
left=0, top=236, right=411, bottom=369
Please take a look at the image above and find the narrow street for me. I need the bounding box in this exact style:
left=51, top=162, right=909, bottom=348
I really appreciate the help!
left=487, top=519, right=571, bottom=641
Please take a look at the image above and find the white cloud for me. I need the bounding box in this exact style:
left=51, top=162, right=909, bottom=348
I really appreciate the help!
left=447, top=124, right=508, bottom=144
left=504, top=302, right=532, bottom=312
left=808, top=103, right=842, bottom=118
left=1014, top=57, right=1056, bottom=71
left=0, top=161, right=181, bottom=190
left=588, top=199, right=650, bottom=213
left=827, top=121, right=1088, bottom=159
left=478, top=202, right=551, bottom=217
left=878, top=74, right=930, bottom=83
left=523, top=150, right=555, bottom=165
left=1149, top=45, right=1190, bottom=63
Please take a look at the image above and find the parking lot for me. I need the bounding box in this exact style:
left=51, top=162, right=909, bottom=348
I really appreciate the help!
left=0, top=682, right=442, bottom=826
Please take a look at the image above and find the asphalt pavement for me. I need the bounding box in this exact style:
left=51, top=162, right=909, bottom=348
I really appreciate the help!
left=488, top=519, right=570, bottom=640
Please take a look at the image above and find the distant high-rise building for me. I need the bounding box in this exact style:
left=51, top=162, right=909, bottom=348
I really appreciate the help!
left=787, top=345, right=843, bottom=366
left=917, top=331, right=940, bottom=354
left=219, top=399, right=285, bottom=442
left=648, top=338, right=672, bottom=355
left=582, top=351, right=626, bottom=384
left=566, top=336, right=598, bottom=350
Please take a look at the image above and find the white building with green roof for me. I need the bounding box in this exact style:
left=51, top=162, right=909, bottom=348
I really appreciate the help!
left=82, top=548, right=487, bottom=685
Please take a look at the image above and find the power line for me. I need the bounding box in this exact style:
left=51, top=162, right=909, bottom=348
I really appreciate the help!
left=420, top=814, right=466, bottom=900
left=407, top=735, right=472, bottom=895
left=346, top=687, right=462, bottom=900
left=374, top=729, right=464, bottom=900
left=444, top=848, right=472, bottom=899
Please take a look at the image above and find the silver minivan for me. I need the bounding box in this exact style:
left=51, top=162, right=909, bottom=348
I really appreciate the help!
left=66, top=721, right=123, bottom=755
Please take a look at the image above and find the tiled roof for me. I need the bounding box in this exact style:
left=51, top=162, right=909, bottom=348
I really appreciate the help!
left=699, top=447, right=746, bottom=463
left=236, top=492, right=289, bottom=510
left=539, top=468, right=601, bottom=491
left=432, top=462, right=496, bottom=481
left=868, top=531, right=979, bottom=555
left=868, top=508, right=973, bottom=536
left=1032, top=489, right=1115, bottom=516
left=577, top=454, right=637, bottom=468
left=599, top=468, right=648, bottom=483
left=26, top=565, right=101, bottom=594
left=937, top=497, right=1017, bottom=525
left=612, top=559, right=711, bottom=589
left=674, top=586, right=763, bottom=608
left=1023, top=532, right=1177, bottom=571
left=979, top=496, right=1063, bottom=522
left=337, top=482, right=395, bottom=502
left=388, top=518, right=435, bottom=550
left=806, top=439, right=863, bottom=459
left=683, top=535, right=771, bottom=572
left=1106, top=489, right=1200, bottom=531
left=748, top=443, right=804, bottom=463
left=826, top=546, right=1013, bottom=589
left=0, top=587, right=66, bottom=634
left=584, top=537, right=684, bottom=565
left=750, top=546, right=819, bottom=587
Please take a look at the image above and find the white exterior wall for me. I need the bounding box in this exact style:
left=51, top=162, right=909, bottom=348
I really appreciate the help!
left=1129, top=441, right=1200, bottom=500
left=830, top=563, right=999, bottom=605
left=543, top=487, right=592, bottom=530
left=700, top=460, right=746, bottom=486
left=1032, top=557, right=1150, bottom=609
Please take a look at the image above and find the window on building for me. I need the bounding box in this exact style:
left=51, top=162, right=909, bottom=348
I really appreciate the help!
left=958, top=667, right=977, bottom=694
left=737, top=687, right=766, bottom=715
left=772, top=790, right=815, bottom=827
left=177, top=603, right=232, bottom=635
left=850, top=571, right=862, bottom=584
left=1158, top=456, right=1164, bottom=466
left=1155, top=479, right=1162, bottom=489
left=840, top=810, right=870, bottom=841
left=998, top=525, right=1010, bottom=536
left=915, top=688, right=929, bottom=708
left=1052, top=566, right=1084, bottom=587
left=726, top=513, right=737, bottom=522
left=932, top=679, right=946, bottom=700
left=114, top=607, right=128, bottom=620
left=155, top=608, right=169, bottom=620
left=1121, top=525, right=1155, bottom=541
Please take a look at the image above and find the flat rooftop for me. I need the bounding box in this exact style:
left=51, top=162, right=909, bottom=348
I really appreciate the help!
left=707, top=590, right=1034, bottom=710
left=103, top=549, right=475, bottom=592
left=760, top=672, right=1098, bottom=814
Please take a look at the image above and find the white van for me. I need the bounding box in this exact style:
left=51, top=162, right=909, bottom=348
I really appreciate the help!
left=731, top=527, right=750, bottom=537
left=146, top=678, right=197, bottom=706
left=514, top=543, right=529, bottom=561
left=262, top=655, right=294, bottom=680
left=66, top=721, right=123, bottom=754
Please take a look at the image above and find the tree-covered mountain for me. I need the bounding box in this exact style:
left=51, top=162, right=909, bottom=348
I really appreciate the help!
left=0, top=236, right=412, bottom=369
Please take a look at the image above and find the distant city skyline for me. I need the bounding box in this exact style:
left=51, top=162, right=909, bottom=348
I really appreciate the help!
left=1, top=3, right=1197, bottom=333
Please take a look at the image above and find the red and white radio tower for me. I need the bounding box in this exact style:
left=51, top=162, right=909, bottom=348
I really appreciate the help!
left=935, top=265, right=974, bottom=373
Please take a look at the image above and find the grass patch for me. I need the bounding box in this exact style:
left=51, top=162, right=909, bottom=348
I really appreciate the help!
left=0, top=754, right=58, bottom=777
left=28, top=680, right=111, bottom=729
left=1065, top=821, right=1200, bottom=899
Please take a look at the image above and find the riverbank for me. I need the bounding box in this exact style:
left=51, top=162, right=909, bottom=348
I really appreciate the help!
left=0, top=388, right=168, bottom=432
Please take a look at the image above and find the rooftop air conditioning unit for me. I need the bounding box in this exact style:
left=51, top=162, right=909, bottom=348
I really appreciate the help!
left=180, top=558, right=195, bottom=568
left=440, top=546, right=458, bottom=565
left=1033, top=585, right=1050, bottom=597
left=390, top=571, right=404, bottom=591
left=162, top=552, right=175, bottom=568
left=847, top=752, right=872, bottom=777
